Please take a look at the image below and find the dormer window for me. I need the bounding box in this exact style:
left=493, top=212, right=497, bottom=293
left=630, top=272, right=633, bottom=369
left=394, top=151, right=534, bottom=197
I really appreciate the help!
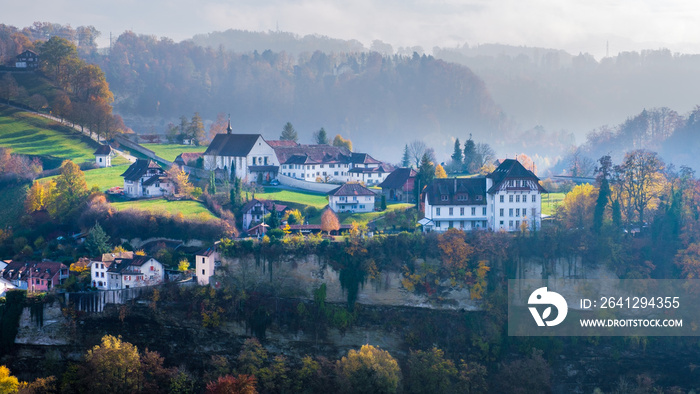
left=476, top=195, right=483, bottom=201
left=441, top=195, right=448, bottom=201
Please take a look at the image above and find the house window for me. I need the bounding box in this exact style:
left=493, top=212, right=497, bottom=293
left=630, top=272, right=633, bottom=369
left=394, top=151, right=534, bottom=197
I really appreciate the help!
left=441, top=195, right=448, bottom=201
left=460, top=207, right=464, bottom=216
left=483, top=207, right=487, bottom=215
left=101, top=272, right=104, bottom=278
left=436, top=221, right=441, bottom=228
left=516, top=220, right=520, bottom=228
left=471, top=207, right=476, bottom=215
left=532, top=195, right=536, bottom=202
left=509, top=220, right=513, bottom=228
left=202, top=269, right=205, bottom=275
left=436, top=208, right=441, bottom=216
left=476, top=195, right=482, bottom=201
left=449, top=221, right=454, bottom=228
left=509, top=209, right=513, bottom=217
left=516, top=208, right=520, bottom=217
left=360, top=205, right=365, bottom=209
left=499, top=220, right=504, bottom=225
left=516, top=195, right=520, bottom=203
left=500, top=195, right=504, bottom=203
left=532, top=208, right=537, bottom=217
left=449, top=208, right=453, bottom=215
left=509, top=195, right=513, bottom=203
left=150, top=266, right=154, bottom=271
left=500, top=208, right=504, bottom=217
left=99, top=158, right=102, bottom=162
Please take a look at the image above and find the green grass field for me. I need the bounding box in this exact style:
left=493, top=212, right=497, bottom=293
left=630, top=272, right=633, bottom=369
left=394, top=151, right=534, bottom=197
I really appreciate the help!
left=336, top=203, right=414, bottom=225
left=141, top=144, right=207, bottom=162
left=541, top=192, right=564, bottom=216
left=255, top=187, right=329, bottom=209
left=110, top=199, right=217, bottom=221
left=83, top=165, right=130, bottom=191
left=0, top=105, right=97, bottom=163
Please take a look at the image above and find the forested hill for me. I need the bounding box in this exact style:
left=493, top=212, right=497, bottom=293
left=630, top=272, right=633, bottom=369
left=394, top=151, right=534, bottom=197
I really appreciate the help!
left=98, top=32, right=508, bottom=160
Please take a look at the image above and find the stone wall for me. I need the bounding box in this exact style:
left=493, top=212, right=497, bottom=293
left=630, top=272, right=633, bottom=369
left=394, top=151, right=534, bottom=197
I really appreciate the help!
left=277, top=174, right=338, bottom=193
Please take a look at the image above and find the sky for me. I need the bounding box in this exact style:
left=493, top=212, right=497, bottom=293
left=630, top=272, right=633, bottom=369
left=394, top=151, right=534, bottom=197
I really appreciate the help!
left=5, top=0, right=700, bottom=58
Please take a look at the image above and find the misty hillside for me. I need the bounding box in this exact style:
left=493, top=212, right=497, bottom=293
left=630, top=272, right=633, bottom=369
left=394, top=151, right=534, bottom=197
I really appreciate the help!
left=434, top=45, right=700, bottom=142
left=99, top=32, right=508, bottom=162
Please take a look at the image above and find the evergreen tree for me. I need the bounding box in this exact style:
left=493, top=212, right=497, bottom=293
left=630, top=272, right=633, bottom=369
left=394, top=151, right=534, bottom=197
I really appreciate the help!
left=451, top=138, right=462, bottom=165
left=188, top=112, right=206, bottom=146
left=267, top=204, right=280, bottom=228
left=230, top=177, right=243, bottom=209
left=314, top=127, right=329, bottom=145
left=593, top=178, right=610, bottom=233
left=415, top=153, right=435, bottom=208
left=463, top=136, right=476, bottom=173
left=401, top=145, right=411, bottom=168
left=380, top=195, right=387, bottom=211
left=612, top=200, right=622, bottom=229
left=85, top=223, right=111, bottom=257
left=208, top=172, right=216, bottom=195
left=280, top=122, right=298, bottom=142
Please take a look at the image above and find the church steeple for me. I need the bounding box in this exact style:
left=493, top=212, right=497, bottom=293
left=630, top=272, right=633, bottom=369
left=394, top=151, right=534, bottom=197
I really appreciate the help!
left=227, top=114, right=232, bottom=134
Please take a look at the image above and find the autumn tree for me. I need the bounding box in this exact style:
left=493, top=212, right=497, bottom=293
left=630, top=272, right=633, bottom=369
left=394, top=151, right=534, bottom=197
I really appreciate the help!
left=0, top=365, right=19, bottom=394
left=206, top=375, right=257, bottom=394
left=566, top=146, right=595, bottom=177
left=47, top=160, right=88, bottom=219
left=438, top=228, right=474, bottom=272
left=25, top=180, right=53, bottom=213
left=0, top=73, right=19, bottom=104
left=558, top=183, right=598, bottom=229
left=280, top=122, right=298, bottom=142
left=321, top=208, right=340, bottom=235
left=168, top=167, right=194, bottom=196
left=617, top=149, right=665, bottom=226
left=408, top=140, right=427, bottom=167
left=435, top=164, right=447, bottom=179
left=405, top=347, right=458, bottom=394
left=313, top=127, right=329, bottom=145
left=332, top=134, right=352, bottom=151
left=492, top=348, right=551, bottom=394
left=37, top=36, right=77, bottom=82
left=81, top=335, right=141, bottom=393
left=282, top=209, right=304, bottom=225
left=208, top=113, right=228, bottom=141
left=336, top=345, right=401, bottom=394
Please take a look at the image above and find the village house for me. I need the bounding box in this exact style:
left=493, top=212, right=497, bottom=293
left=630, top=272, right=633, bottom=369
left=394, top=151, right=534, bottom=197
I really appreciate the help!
left=195, top=247, right=220, bottom=286
left=421, top=159, right=546, bottom=232
left=104, top=256, right=164, bottom=290
left=1, top=261, right=69, bottom=292
left=0, top=277, right=16, bottom=296
left=120, top=159, right=174, bottom=198
left=240, top=199, right=288, bottom=230
left=15, top=50, right=39, bottom=69
left=203, top=119, right=280, bottom=183
left=93, top=144, right=112, bottom=168
left=327, top=183, right=376, bottom=213
left=378, top=167, right=417, bottom=202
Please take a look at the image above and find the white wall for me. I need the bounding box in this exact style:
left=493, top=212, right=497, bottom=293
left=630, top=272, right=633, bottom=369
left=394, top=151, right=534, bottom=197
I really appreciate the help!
left=196, top=252, right=218, bottom=285
left=329, top=195, right=375, bottom=212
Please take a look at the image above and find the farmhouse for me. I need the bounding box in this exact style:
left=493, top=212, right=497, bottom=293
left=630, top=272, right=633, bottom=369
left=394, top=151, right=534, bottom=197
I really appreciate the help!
left=421, top=159, right=546, bottom=232
left=121, top=159, right=174, bottom=198
left=379, top=168, right=417, bottom=202
left=15, top=50, right=39, bottom=69
left=327, top=183, right=376, bottom=213
left=103, top=256, right=164, bottom=290
left=203, top=120, right=279, bottom=183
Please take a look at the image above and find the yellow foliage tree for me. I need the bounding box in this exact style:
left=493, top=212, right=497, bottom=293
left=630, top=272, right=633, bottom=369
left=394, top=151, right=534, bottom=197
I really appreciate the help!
left=135, top=249, right=146, bottom=256
left=0, top=365, right=19, bottom=394
left=438, top=228, right=473, bottom=271
left=178, top=259, right=190, bottom=272
left=25, top=180, right=54, bottom=213
left=332, top=134, right=353, bottom=151
left=434, top=164, right=447, bottom=179
left=336, top=345, right=401, bottom=394
left=558, top=183, right=597, bottom=229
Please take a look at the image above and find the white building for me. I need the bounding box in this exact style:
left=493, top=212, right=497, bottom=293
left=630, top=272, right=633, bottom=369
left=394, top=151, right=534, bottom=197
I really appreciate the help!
left=240, top=199, right=288, bottom=230
left=274, top=145, right=391, bottom=184
left=94, top=144, right=112, bottom=167
left=120, top=159, right=174, bottom=198
left=327, top=183, right=376, bottom=213
left=203, top=121, right=280, bottom=183
left=421, top=159, right=546, bottom=232
left=102, top=256, right=164, bottom=289
left=195, top=247, right=220, bottom=286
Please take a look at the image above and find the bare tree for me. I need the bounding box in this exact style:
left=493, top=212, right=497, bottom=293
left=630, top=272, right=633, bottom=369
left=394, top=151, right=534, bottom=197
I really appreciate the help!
left=407, top=140, right=427, bottom=167
left=473, top=143, right=495, bottom=169
left=566, top=147, right=595, bottom=177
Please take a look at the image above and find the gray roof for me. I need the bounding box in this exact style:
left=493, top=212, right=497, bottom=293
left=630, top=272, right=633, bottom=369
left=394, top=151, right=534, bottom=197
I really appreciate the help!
left=486, top=159, right=546, bottom=193
left=274, top=144, right=352, bottom=165
left=424, top=177, right=487, bottom=206
left=328, top=183, right=376, bottom=196
left=120, top=159, right=164, bottom=182
left=94, top=144, right=112, bottom=155
left=379, top=168, right=417, bottom=189
left=204, top=134, right=262, bottom=157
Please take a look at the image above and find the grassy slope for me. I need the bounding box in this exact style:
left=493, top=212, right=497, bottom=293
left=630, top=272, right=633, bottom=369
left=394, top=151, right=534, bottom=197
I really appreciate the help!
left=141, top=144, right=207, bottom=162
left=542, top=192, right=564, bottom=216
left=110, top=199, right=217, bottom=221
left=83, top=165, right=130, bottom=191
left=255, top=187, right=329, bottom=209
left=0, top=105, right=96, bottom=162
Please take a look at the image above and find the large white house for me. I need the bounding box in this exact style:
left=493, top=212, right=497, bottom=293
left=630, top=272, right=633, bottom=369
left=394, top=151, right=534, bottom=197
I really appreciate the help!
left=203, top=121, right=280, bottom=183
left=103, top=256, right=164, bottom=290
left=274, top=145, right=391, bottom=185
left=327, top=183, right=376, bottom=213
left=121, top=159, right=174, bottom=198
left=421, top=159, right=546, bottom=232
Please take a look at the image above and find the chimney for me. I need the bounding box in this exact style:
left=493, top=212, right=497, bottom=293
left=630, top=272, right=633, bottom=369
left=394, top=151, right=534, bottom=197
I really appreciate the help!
left=454, top=178, right=457, bottom=193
